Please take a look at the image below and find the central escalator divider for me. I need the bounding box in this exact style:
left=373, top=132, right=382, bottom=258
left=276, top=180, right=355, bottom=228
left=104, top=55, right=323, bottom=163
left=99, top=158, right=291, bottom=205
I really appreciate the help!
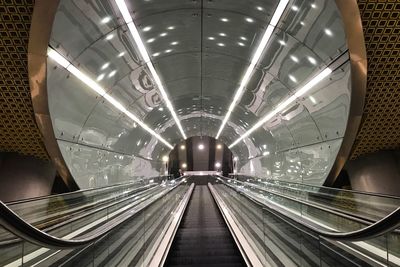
left=165, top=183, right=246, bottom=266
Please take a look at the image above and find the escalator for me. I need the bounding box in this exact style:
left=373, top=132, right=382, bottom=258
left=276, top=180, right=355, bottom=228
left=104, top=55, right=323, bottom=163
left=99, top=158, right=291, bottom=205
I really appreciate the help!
left=165, top=185, right=245, bottom=267
left=0, top=175, right=399, bottom=266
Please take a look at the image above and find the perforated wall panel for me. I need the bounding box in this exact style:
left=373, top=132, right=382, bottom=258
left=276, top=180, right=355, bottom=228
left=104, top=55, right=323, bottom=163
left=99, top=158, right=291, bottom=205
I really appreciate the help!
left=0, top=0, right=49, bottom=159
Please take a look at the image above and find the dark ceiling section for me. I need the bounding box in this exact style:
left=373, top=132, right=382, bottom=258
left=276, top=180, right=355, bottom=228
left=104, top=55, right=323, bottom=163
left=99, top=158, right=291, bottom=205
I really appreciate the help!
left=0, top=0, right=48, bottom=160
left=351, top=0, right=400, bottom=159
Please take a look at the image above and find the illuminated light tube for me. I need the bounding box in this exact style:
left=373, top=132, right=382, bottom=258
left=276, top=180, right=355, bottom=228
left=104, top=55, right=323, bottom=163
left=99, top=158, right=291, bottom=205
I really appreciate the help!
left=228, top=67, right=332, bottom=148
left=115, top=0, right=187, bottom=140
left=215, top=0, right=289, bottom=139
left=47, top=47, right=174, bottom=149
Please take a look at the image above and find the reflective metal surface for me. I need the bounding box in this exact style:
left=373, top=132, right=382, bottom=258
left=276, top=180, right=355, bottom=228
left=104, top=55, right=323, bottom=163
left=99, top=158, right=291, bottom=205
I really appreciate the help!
left=36, top=0, right=365, bottom=187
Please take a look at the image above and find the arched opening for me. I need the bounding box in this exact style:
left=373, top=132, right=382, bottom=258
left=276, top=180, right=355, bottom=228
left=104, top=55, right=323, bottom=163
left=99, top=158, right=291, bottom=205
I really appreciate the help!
left=166, top=136, right=233, bottom=178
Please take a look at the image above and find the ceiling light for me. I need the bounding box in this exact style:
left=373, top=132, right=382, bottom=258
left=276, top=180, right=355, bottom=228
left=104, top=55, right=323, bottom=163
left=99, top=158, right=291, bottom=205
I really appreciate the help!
left=162, top=155, right=169, bottom=162
left=238, top=42, right=245, bottom=46
left=219, top=33, right=227, bottom=37
left=171, top=41, right=179, bottom=45
left=159, top=32, right=167, bottom=37
left=215, top=162, right=221, bottom=168
left=158, top=107, right=164, bottom=111
left=300, top=21, right=305, bottom=26
left=240, top=36, right=247, bottom=41
left=256, top=6, right=264, bottom=11
left=101, top=17, right=111, bottom=24
left=233, top=156, right=238, bottom=161
left=217, top=43, right=225, bottom=47
left=167, top=26, right=175, bottom=30
left=228, top=67, right=332, bottom=148
left=152, top=52, right=160, bottom=57
left=208, top=36, right=215, bottom=40
left=324, top=28, right=333, bottom=36
left=289, top=75, right=297, bottom=83
left=147, top=38, right=156, bottom=43
left=279, top=40, right=286, bottom=45
left=216, top=0, right=289, bottom=139
left=245, top=17, right=254, bottom=23
left=117, top=52, right=125, bottom=57
left=106, top=34, right=114, bottom=40
left=180, top=145, right=186, bottom=150
left=47, top=47, right=173, bottom=149
left=311, top=3, right=317, bottom=8
left=198, top=144, right=204, bottom=150
left=309, top=96, right=317, bottom=104
left=115, top=0, right=186, bottom=139
left=307, top=56, right=317, bottom=65
left=216, top=144, right=222, bottom=149
left=101, top=62, right=110, bottom=70
left=291, top=5, right=299, bottom=11
left=182, top=163, right=187, bottom=168
left=165, top=49, right=172, bottom=53
left=108, top=70, right=117, bottom=77
left=96, top=73, right=105, bottom=81
left=220, top=18, right=229, bottom=22
left=290, top=55, right=299, bottom=63
left=142, top=26, right=152, bottom=32
left=263, top=151, right=270, bottom=156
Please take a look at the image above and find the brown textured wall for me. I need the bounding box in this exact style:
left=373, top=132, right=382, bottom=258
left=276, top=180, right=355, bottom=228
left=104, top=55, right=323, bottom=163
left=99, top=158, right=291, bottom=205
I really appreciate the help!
left=351, top=1, right=400, bottom=159
left=0, top=0, right=48, bottom=159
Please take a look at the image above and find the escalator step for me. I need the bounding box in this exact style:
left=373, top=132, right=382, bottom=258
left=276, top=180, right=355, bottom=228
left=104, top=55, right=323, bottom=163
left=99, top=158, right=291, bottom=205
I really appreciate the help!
left=165, top=185, right=246, bottom=266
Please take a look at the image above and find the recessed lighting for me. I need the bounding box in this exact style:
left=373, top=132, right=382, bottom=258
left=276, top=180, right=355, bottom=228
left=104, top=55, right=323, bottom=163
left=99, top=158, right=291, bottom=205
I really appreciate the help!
left=238, top=42, right=245, bottom=46
left=311, top=3, right=317, bottom=8
left=152, top=52, right=160, bottom=57
left=290, top=55, right=299, bottom=63
left=167, top=26, right=175, bottom=30
left=324, top=28, right=333, bottom=36
left=220, top=17, right=229, bottom=22
left=117, top=52, right=125, bottom=57
left=309, top=96, right=317, bottom=104
left=142, top=26, right=152, bottom=32
left=300, top=21, right=305, bottom=26
left=256, top=6, right=264, bottom=11
left=158, top=107, right=164, bottom=111
left=159, top=32, right=167, bottom=37
left=165, top=49, right=172, bottom=53
left=263, top=151, right=270, bottom=156
left=105, top=34, right=114, bottom=40
left=180, top=145, right=186, bottom=150
left=108, top=70, right=117, bottom=77
left=162, top=155, right=169, bottom=162
left=216, top=144, right=222, bottom=149
left=147, top=38, right=156, bottom=43
left=217, top=43, right=225, bottom=46
left=307, top=56, right=317, bottom=65
left=245, top=17, right=254, bottom=23
left=182, top=163, right=187, bottom=168
left=215, top=162, right=221, bottom=168
left=208, top=36, right=215, bottom=40
left=289, top=75, right=297, bottom=83
left=240, top=36, right=247, bottom=41
left=279, top=40, right=286, bottom=45
left=171, top=41, right=179, bottom=45
left=198, top=144, right=204, bottom=150
left=101, top=17, right=111, bottom=24
left=96, top=74, right=105, bottom=81
left=291, top=5, right=299, bottom=11
left=219, top=32, right=227, bottom=37
left=101, top=62, right=110, bottom=70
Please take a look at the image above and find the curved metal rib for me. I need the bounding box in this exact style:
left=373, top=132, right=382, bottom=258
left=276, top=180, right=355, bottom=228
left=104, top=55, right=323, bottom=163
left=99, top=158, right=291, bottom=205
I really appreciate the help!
left=218, top=177, right=400, bottom=241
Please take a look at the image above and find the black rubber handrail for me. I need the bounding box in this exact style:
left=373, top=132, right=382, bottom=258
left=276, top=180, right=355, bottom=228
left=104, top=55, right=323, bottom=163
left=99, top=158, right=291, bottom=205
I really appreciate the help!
left=216, top=176, right=400, bottom=241
left=0, top=178, right=188, bottom=249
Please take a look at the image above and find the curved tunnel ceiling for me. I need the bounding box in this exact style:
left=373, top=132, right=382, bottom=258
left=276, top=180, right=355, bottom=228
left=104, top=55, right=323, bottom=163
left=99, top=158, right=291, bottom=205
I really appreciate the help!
left=38, top=0, right=364, bottom=188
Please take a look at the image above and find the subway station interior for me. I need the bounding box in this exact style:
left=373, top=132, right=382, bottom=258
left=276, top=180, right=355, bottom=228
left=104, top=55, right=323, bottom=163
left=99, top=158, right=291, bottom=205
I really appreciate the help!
left=1, top=0, right=400, bottom=266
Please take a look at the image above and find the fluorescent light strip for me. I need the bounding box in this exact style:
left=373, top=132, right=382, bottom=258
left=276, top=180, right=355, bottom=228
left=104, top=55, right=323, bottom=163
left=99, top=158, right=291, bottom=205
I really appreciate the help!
left=115, top=0, right=187, bottom=140
left=215, top=0, right=289, bottom=139
left=229, top=67, right=332, bottom=148
left=47, top=47, right=173, bottom=149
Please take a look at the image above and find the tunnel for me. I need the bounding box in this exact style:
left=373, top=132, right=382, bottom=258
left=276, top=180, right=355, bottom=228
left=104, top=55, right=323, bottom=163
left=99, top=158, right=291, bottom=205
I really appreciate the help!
left=1, top=0, right=400, bottom=266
